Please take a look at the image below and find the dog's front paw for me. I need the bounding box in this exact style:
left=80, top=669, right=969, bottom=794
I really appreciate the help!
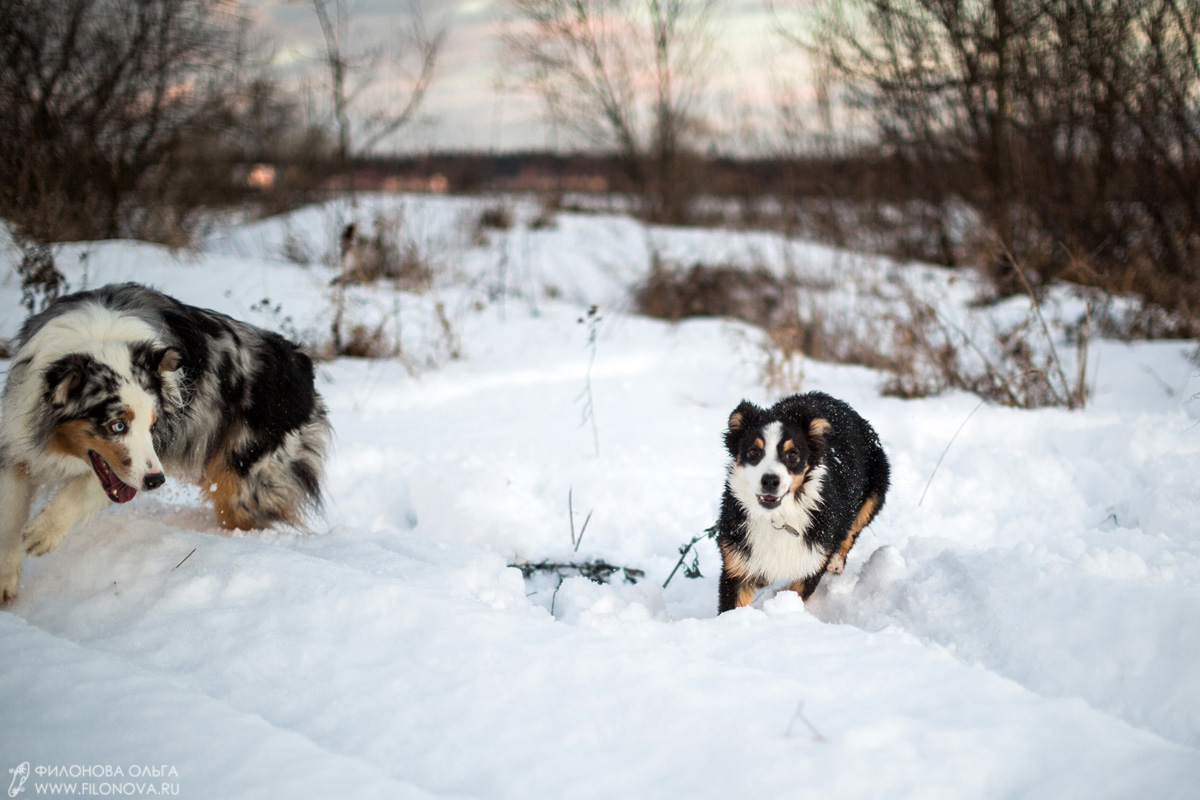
left=0, top=555, right=21, bottom=603
left=22, top=516, right=69, bottom=557
left=825, top=553, right=845, bottom=574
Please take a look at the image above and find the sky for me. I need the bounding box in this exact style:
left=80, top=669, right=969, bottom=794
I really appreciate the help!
left=244, top=0, right=817, bottom=154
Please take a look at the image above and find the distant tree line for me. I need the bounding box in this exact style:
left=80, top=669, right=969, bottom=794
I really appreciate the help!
left=2, top=0, right=1198, bottom=319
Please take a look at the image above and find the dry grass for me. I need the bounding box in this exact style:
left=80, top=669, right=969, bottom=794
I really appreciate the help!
left=336, top=323, right=390, bottom=358
left=880, top=287, right=1090, bottom=409
left=635, top=255, right=1092, bottom=409
left=529, top=194, right=560, bottom=230
left=634, top=260, right=797, bottom=329
left=479, top=203, right=514, bottom=230
left=760, top=323, right=807, bottom=396
left=335, top=212, right=435, bottom=291
left=280, top=228, right=318, bottom=265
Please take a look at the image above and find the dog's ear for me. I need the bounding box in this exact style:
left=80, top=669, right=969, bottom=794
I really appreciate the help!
left=805, top=417, right=831, bottom=463
left=46, top=356, right=87, bottom=407
left=156, top=348, right=181, bottom=374
left=725, top=400, right=760, bottom=453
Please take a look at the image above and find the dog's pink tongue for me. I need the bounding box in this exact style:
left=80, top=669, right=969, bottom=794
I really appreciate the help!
left=91, top=451, right=139, bottom=504
left=112, top=483, right=137, bottom=504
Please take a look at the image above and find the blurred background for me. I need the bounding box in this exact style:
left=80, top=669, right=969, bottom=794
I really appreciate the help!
left=2, top=0, right=1198, bottom=326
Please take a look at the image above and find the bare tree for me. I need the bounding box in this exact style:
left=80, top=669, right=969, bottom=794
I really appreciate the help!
left=506, top=0, right=720, bottom=223
left=307, top=0, right=444, bottom=199
left=0, top=0, right=277, bottom=242
left=773, top=0, right=1200, bottom=310
left=301, top=0, right=444, bottom=353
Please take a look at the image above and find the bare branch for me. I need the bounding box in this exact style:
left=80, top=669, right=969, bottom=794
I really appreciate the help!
left=310, top=0, right=445, bottom=160
left=505, top=0, right=719, bottom=222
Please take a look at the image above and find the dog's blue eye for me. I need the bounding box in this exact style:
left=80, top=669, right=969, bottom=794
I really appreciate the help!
left=109, top=421, right=127, bottom=435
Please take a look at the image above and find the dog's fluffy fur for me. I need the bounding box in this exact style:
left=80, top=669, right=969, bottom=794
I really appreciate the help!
left=0, top=283, right=330, bottom=601
left=716, top=392, right=889, bottom=612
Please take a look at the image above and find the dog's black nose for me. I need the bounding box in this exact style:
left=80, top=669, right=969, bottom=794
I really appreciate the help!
left=761, top=474, right=780, bottom=492
left=143, top=472, right=166, bottom=491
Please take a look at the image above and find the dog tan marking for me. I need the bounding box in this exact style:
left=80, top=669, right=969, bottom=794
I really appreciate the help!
left=808, top=418, right=831, bottom=439
left=782, top=439, right=795, bottom=452
left=789, top=465, right=810, bottom=496
left=202, top=456, right=258, bottom=531
left=720, top=541, right=749, bottom=580
left=827, top=494, right=880, bottom=574
left=849, top=495, right=879, bottom=539
left=49, top=420, right=133, bottom=473
left=48, top=420, right=93, bottom=460
left=734, top=582, right=757, bottom=608
left=203, top=449, right=306, bottom=531
left=753, top=437, right=765, bottom=450
left=720, top=542, right=761, bottom=608
left=728, top=410, right=745, bottom=431
left=785, top=578, right=807, bottom=595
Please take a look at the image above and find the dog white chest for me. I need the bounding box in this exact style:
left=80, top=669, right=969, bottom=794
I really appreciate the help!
left=742, top=517, right=828, bottom=582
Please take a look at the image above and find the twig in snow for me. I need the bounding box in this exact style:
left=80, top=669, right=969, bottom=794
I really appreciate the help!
left=662, top=525, right=718, bottom=588
left=1141, top=364, right=1176, bottom=397
left=568, top=488, right=594, bottom=553
left=785, top=700, right=826, bottom=742
left=494, top=236, right=509, bottom=321
left=577, top=305, right=602, bottom=457
left=1075, top=301, right=1091, bottom=408
left=919, top=400, right=984, bottom=506
left=550, top=576, right=565, bottom=615
left=173, top=548, right=197, bottom=571
left=510, top=558, right=645, bottom=585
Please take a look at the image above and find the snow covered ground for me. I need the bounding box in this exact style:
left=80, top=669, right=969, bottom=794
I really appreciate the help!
left=2, top=196, right=1198, bottom=798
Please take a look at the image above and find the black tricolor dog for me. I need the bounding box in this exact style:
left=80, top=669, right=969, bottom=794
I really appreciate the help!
left=715, top=392, right=889, bottom=612
left=0, top=283, right=330, bottom=601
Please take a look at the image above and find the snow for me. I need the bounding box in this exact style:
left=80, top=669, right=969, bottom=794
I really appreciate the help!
left=2, top=195, right=1199, bottom=798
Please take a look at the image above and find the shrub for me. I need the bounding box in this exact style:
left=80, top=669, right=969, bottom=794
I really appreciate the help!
left=335, top=213, right=434, bottom=291
left=636, top=257, right=1091, bottom=409
left=634, top=261, right=795, bottom=328
left=0, top=0, right=306, bottom=244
